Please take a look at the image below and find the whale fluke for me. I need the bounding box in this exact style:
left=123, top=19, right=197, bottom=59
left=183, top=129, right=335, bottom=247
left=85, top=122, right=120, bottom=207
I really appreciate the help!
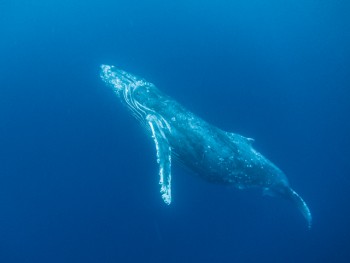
left=288, top=188, right=312, bottom=229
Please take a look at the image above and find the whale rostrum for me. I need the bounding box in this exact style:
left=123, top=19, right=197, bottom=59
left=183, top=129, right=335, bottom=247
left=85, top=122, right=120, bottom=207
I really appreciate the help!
left=100, top=64, right=312, bottom=228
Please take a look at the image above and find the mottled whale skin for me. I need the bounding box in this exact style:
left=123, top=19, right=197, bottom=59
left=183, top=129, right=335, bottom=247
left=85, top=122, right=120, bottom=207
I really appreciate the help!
left=100, top=64, right=312, bottom=228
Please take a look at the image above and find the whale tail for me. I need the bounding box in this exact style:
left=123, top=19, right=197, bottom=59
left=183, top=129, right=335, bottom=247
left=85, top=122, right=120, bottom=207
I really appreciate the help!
left=265, top=185, right=312, bottom=228
left=287, top=188, right=312, bottom=229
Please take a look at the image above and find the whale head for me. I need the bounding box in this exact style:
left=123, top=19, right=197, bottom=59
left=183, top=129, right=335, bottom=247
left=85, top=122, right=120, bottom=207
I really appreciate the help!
left=100, top=64, right=147, bottom=94
left=100, top=64, right=166, bottom=124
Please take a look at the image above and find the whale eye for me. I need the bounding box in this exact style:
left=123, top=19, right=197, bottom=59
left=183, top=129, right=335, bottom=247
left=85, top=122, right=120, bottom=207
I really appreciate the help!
left=133, top=86, right=147, bottom=99
left=132, top=85, right=163, bottom=109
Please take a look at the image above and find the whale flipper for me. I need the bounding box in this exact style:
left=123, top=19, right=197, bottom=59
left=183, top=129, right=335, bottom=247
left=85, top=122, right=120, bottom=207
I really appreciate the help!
left=146, top=114, right=172, bottom=205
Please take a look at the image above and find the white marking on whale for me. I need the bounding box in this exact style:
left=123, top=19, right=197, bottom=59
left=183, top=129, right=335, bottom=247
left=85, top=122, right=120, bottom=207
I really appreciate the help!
left=100, top=64, right=312, bottom=228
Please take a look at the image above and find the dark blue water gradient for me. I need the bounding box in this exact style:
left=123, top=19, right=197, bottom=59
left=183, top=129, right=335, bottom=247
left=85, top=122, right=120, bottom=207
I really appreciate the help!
left=0, top=1, right=349, bottom=262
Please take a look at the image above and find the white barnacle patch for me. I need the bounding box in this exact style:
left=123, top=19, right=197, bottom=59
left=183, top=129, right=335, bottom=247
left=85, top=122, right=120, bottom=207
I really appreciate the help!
left=100, top=64, right=124, bottom=92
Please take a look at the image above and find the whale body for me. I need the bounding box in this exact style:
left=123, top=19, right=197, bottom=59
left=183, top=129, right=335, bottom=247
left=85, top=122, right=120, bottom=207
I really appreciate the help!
left=100, top=64, right=312, bottom=228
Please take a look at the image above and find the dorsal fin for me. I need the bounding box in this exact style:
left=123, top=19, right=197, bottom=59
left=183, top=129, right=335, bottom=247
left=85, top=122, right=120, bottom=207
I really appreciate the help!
left=246, top=137, right=255, bottom=144
left=226, top=132, right=255, bottom=145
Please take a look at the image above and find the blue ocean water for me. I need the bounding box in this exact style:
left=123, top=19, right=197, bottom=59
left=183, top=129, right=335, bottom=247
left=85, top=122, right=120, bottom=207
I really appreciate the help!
left=1, top=0, right=349, bottom=262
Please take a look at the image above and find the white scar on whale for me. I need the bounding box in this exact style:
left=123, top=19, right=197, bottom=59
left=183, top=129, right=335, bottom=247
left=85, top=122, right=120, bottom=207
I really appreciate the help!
left=100, top=64, right=312, bottom=228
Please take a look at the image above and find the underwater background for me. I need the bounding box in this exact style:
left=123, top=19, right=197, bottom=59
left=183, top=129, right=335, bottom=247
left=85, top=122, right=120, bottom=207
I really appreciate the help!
left=1, top=0, right=349, bottom=262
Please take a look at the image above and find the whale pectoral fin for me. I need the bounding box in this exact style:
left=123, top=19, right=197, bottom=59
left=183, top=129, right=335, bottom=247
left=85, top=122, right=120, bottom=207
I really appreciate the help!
left=146, top=114, right=172, bottom=205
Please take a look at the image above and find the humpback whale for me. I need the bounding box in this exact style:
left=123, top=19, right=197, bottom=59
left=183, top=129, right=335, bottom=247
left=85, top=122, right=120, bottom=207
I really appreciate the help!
left=100, top=64, right=312, bottom=228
